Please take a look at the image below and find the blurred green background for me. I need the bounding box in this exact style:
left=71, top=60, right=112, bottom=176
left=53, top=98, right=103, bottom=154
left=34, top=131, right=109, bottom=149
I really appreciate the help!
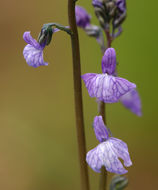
left=0, top=0, right=158, bottom=190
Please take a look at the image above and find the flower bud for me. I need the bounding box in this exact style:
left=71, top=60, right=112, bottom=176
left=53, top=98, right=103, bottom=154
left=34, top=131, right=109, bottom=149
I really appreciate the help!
left=92, top=0, right=127, bottom=30
left=38, top=25, right=53, bottom=46
left=113, top=0, right=126, bottom=29
left=109, top=175, right=128, bottom=190
left=75, top=6, right=91, bottom=29
left=92, top=0, right=116, bottom=29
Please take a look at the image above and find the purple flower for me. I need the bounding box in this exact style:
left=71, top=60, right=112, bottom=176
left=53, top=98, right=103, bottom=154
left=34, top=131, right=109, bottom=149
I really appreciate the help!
left=75, top=6, right=91, bottom=28
left=120, top=89, right=142, bottom=116
left=23, top=31, right=48, bottom=68
left=82, top=48, right=136, bottom=103
left=86, top=116, right=132, bottom=174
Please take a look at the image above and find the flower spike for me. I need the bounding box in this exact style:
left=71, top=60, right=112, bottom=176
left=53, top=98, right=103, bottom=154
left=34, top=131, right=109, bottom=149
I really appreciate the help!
left=92, top=0, right=127, bottom=36
left=86, top=116, right=132, bottom=174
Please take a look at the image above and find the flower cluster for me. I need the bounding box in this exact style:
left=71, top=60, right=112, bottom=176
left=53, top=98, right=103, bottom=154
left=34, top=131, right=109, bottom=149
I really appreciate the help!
left=86, top=116, right=132, bottom=174
left=92, top=0, right=127, bottom=32
left=81, top=48, right=135, bottom=174
left=76, top=4, right=142, bottom=116
left=75, top=2, right=142, bottom=177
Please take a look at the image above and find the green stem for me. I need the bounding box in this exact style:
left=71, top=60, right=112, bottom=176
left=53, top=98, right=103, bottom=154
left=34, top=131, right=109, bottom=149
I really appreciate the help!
left=98, top=29, right=112, bottom=190
left=68, top=1, right=90, bottom=190
left=43, top=23, right=72, bottom=35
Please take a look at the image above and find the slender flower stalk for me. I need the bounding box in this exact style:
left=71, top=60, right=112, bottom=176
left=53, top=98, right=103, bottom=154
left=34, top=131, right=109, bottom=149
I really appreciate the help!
left=68, top=1, right=90, bottom=190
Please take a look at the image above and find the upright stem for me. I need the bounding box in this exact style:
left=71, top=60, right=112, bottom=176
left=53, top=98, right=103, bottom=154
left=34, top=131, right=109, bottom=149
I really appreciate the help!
left=98, top=29, right=112, bottom=190
left=68, top=1, right=90, bottom=190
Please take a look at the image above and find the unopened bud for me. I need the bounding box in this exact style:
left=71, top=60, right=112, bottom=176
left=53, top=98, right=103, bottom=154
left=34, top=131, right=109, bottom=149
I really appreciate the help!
left=75, top=6, right=91, bottom=29
left=92, top=0, right=110, bottom=29
left=85, top=25, right=101, bottom=38
left=85, top=25, right=105, bottom=52
left=38, top=25, right=53, bottom=46
left=92, top=0, right=127, bottom=31
left=109, top=175, right=128, bottom=190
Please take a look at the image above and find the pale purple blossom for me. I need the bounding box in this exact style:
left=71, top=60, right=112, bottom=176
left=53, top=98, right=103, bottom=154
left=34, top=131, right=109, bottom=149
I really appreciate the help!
left=120, top=89, right=142, bottom=116
left=75, top=6, right=91, bottom=29
left=86, top=116, right=132, bottom=174
left=82, top=48, right=136, bottom=103
left=23, top=31, right=48, bottom=68
left=23, top=28, right=60, bottom=67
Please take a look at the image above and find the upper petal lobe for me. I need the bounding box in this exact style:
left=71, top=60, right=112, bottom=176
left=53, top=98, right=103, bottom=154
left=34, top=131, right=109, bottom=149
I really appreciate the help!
left=93, top=116, right=109, bottom=142
left=101, top=48, right=116, bottom=75
left=23, top=31, right=42, bottom=49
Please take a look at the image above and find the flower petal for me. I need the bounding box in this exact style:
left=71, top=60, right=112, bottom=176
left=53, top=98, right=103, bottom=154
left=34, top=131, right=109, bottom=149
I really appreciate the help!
left=93, top=116, right=109, bottom=142
left=86, top=138, right=132, bottom=174
left=101, top=48, right=116, bottom=75
left=23, top=31, right=42, bottom=49
left=120, top=89, right=142, bottom=116
left=109, top=138, right=132, bottom=167
left=82, top=73, right=136, bottom=103
left=86, top=146, right=103, bottom=173
left=75, top=6, right=91, bottom=28
left=23, top=44, right=48, bottom=67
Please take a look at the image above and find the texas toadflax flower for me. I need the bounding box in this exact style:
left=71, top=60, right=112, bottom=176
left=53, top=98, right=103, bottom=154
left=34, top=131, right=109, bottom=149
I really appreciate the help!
left=86, top=116, right=132, bottom=174
left=23, top=28, right=59, bottom=67
left=82, top=48, right=136, bottom=103
left=23, top=31, right=48, bottom=68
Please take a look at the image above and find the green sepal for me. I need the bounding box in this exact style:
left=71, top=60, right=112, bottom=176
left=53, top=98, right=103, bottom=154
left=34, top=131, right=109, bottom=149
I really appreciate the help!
left=109, top=175, right=128, bottom=190
left=38, top=25, right=53, bottom=46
